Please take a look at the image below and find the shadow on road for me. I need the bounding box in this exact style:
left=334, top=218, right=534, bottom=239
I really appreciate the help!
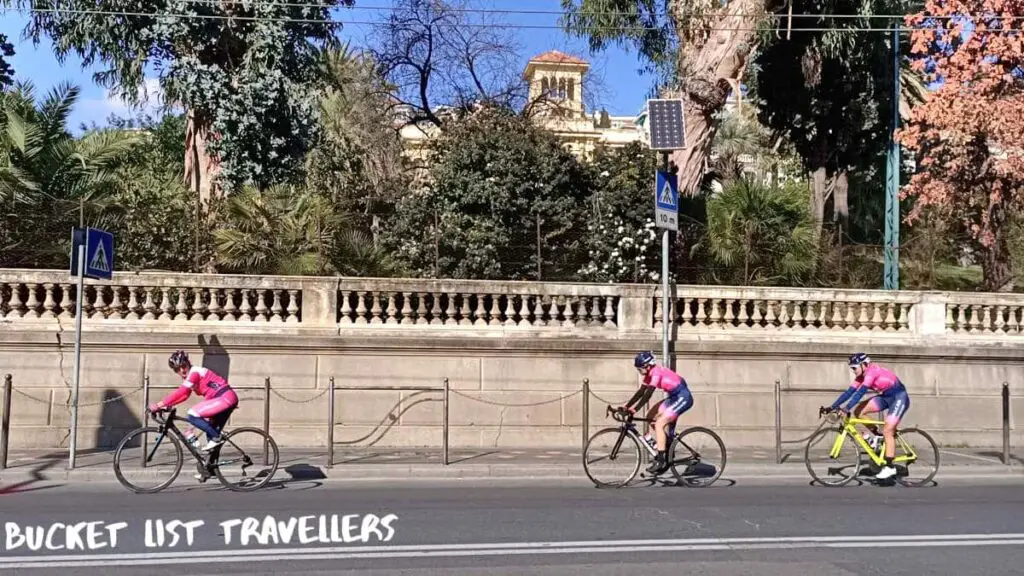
left=0, top=453, right=65, bottom=495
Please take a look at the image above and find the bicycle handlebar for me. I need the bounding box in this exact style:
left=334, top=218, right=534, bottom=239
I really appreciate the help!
left=605, top=405, right=634, bottom=423
left=148, top=407, right=177, bottom=425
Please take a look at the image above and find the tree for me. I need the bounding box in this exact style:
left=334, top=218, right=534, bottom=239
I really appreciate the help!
left=305, top=46, right=409, bottom=230
left=703, top=178, right=818, bottom=285
left=17, top=0, right=351, bottom=202
left=213, top=185, right=403, bottom=277
left=103, top=113, right=203, bottom=272
left=754, top=0, right=918, bottom=239
left=0, top=33, right=13, bottom=91
left=371, top=0, right=525, bottom=129
left=561, top=0, right=765, bottom=196
left=382, top=106, right=592, bottom=280
left=578, top=142, right=662, bottom=283
left=0, top=81, right=140, bottom=268
left=896, top=4, right=1024, bottom=291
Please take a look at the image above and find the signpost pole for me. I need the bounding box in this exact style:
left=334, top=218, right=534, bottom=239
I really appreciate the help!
left=69, top=241, right=85, bottom=470
left=660, top=153, right=670, bottom=368
left=648, top=98, right=684, bottom=370
left=67, top=226, right=114, bottom=471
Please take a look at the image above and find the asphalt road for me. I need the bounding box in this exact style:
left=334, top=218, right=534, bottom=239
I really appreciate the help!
left=1, top=477, right=1024, bottom=575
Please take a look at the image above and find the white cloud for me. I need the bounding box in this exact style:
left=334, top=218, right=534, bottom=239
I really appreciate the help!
left=80, top=76, right=179, bottom=124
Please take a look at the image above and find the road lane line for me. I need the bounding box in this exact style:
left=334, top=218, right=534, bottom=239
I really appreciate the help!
left=2, top=532, right=1024, bottom=568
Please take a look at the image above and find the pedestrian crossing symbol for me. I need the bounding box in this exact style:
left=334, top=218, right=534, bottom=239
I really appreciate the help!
left=89, top=241, right=110, bottom=273
left=71, top=226, right=115, bottom=280
left=654, top=170, right=678, bottom=232
left=658, top=178, right=677, bottom=209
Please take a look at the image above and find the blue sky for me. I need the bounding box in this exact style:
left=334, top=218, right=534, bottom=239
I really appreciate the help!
left=0, top=0, right=653, bottom=131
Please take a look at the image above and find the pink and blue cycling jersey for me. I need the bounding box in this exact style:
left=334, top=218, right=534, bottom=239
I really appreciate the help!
left=852, top=364, right=900, bottom=394
left=643, top=366, right=684, bottom=394
left=831, top=364, right=907, bottom=413
left=181, top=366, right=231, bottom=399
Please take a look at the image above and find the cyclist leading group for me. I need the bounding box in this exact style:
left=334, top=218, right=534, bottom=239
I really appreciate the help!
left=148, top=350, right=238, bottom=453
left=619, top=349, right=910, bottom=481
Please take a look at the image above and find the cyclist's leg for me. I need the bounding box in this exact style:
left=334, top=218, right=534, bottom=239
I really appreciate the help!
left=641, top=399, right=664, bottom=445
left=881, top=389, right=910, bottom=460
left=647, top=388, right=693, bottom=472
left=188, top=391, right=238, bottom=449
left=853, top=397, right=882, bottom=435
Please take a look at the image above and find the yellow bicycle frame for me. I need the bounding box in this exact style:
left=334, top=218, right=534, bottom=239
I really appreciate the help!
left=829, top=414, right=919, bottom=467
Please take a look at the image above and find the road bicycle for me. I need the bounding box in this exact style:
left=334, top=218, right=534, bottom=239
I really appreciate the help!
left=112, top=406, right=280, bottom=493
left=804, top=406, right=940, bottom=487
left=582, top=405, right=727, bottom=488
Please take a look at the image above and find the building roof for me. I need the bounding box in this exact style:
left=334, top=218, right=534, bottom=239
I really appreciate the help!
left=527, top=50, right=589, bottom=66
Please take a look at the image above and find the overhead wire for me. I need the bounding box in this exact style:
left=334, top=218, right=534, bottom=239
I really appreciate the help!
left=2, top=5, right=1022, bottom=34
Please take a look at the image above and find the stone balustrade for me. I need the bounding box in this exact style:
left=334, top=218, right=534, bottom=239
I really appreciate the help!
left=2, top=268, right=1023, bottom=452
left=1, top=268, right=1021, bottom=342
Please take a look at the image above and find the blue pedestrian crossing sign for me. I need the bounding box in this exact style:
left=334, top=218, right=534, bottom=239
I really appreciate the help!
left=654, top=170, right=678, bottom=231
left=70, top=227, right=115, bottom=280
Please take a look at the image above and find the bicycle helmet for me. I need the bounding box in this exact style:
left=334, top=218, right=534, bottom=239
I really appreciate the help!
left=848, top=352, right=870, bottom=367
left=168, top=350, right=191, bottom=371
left=633, top=351, right=656, bottom=369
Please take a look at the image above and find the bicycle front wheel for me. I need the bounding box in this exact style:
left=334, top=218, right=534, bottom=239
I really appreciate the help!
left=213, top=427, right=280, bottom=492
left=804, top=426, right=862, bottom=487
left=112, top=426, right=183, bottom=494
left=670, top=427, right=727, bottom=487
left=582, top=427, right=642, bottom=488
left=894, top=428, right=940, bottom=487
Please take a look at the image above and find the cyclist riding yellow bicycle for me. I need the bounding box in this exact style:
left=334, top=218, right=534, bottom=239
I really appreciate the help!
left=824, top=352, right=910, bottom=480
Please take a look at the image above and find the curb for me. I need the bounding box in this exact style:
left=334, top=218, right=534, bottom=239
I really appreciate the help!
left=2, top=462, right=1021, bottom=485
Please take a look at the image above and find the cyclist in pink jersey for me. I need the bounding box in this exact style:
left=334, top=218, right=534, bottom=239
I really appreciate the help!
left=619, top=351, right=694, bottom=475
left=825, top=352, right=910, bottom=480
left=148, top=350, right=238, bottom=452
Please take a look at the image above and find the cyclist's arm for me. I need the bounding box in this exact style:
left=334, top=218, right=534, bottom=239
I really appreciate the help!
left=624, top=385, right=655, bottom=412
left=153, top=372, right=200, bottom=410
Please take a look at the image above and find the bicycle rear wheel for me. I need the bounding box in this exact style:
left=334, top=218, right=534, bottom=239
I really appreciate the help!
left=670, top=427, right=727, bottom=487
left=894, top=428, right=940, bottom=487
left=804, top=426, right=862, bottom=487
left=213, top=427, right=280, bottom=492
left=112, top=427, right=183, bottom=494
left=582, top=427, right=642, bottom=488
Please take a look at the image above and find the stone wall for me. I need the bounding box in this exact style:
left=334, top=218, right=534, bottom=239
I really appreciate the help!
left=1, top=269, right=1022, bottom=452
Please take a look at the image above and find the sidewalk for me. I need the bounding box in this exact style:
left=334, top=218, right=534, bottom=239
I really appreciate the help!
left=1, top=445, right=1021, bottom=486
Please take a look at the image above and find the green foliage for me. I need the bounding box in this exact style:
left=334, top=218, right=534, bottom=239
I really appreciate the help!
left=103, top=113, right=201, bottom=271
left=704, top=179, right=819, bottom=286
left=0, top=33, right=13, bottom=91
left=0, top=80, right=140, bottom=267
left=304, top=47, right=408, bottom=228
left=578, top=142, right=661, bottom=283
left=213, top=185, right=403, bottom=277
left=559, top=0, right=678, bottom=76
left=382, top=106, right=591, bottom=280
left=19, top=0, right=352, bottom=191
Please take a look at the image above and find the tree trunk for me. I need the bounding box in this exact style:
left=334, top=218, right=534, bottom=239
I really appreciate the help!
left=981, top=197, right=1014, bottom=292
left=833, top=169, right=849, bottom=234
left=183, top=108, right=220, bottom=205
left=183, top=108, right=222, bottom=273
left=668, top=0, right=761, bottom=195
left=810, top=166, right=827, bottom=238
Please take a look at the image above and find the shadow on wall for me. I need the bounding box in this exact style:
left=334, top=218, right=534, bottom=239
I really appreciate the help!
left=95, top=389, right=143, bottom=449
left=199, top=334, right=231, bottom=382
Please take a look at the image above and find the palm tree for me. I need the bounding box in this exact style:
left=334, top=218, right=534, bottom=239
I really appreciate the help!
left=0, top=80, right=139, bottom=267
left=212, top=184, right=406, bottom=276
left=704, top=178, right=819, bottom=286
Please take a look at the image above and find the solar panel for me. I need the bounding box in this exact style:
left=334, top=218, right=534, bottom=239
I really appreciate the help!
left=646, top=99, right=686, bottom=151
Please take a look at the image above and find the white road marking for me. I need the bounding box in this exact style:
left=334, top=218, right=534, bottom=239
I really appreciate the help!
left=2, top=533, right=1024, bottom=568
